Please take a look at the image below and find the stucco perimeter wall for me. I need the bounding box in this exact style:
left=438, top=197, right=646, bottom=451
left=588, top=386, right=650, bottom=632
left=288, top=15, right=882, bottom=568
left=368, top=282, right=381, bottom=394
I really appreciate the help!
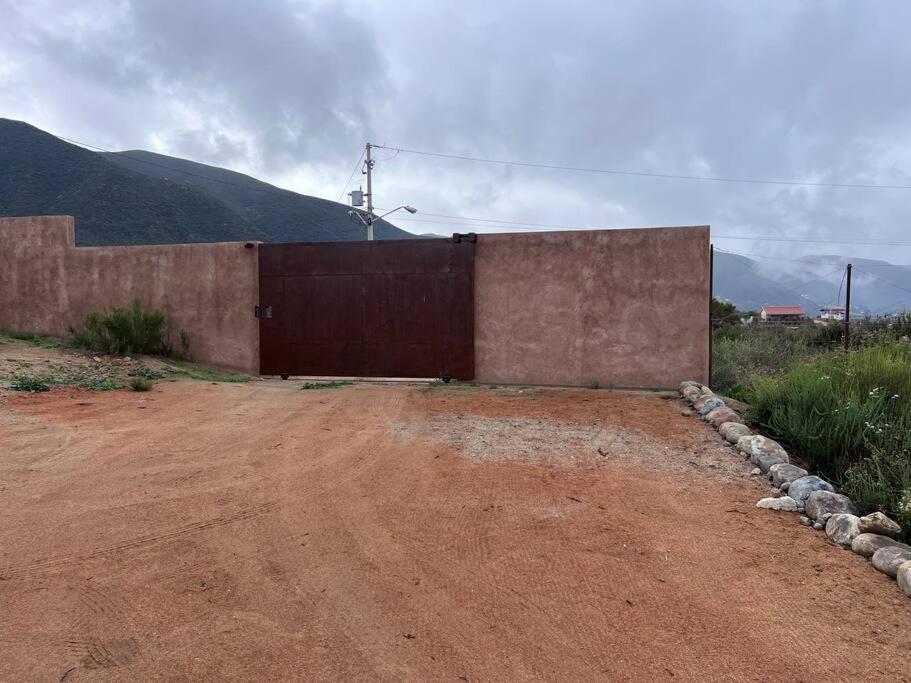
left=0, top=216, right=259, bottom=373
left=474, top=226, right=710, bottom=388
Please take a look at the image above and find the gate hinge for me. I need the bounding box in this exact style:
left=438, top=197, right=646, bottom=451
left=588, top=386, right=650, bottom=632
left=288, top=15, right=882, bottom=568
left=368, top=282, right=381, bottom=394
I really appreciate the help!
left=255, top=305, right=272, bottom=319
left=452, top=232, right=477, bottom=243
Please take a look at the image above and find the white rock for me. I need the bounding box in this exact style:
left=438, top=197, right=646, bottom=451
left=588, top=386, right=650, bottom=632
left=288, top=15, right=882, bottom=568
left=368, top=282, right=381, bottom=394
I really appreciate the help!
left=897, top=561, right=911, bottom=598
left=787, top=476, right=834, bottom=506
left=805, top=490, right=859, bottom=521
left=858, top=512, right=902, bottom=539
left=851, top=533, right=911, bottom=559
left=750, top=467, right=761, bottom=476
left=767, top=463, right=809, bottom=488
left=719, top=422, right=751, bottom=444
left=872, top=546, right=911, bottom=578
left=825, top=513, right=861, bottom=546
left=756, top=496, right=799, bottom=512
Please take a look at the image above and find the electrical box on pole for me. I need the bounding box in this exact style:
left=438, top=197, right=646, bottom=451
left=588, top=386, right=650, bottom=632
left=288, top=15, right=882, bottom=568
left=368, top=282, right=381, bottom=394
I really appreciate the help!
left=349, top=188, right=364, bottom=207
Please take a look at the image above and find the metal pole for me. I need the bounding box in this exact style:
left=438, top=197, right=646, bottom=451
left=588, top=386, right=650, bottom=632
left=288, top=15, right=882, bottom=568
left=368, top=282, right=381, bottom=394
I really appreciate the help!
left=844, top=263, right=852, bottom=351
left=365, top=142, right=374, bottom=241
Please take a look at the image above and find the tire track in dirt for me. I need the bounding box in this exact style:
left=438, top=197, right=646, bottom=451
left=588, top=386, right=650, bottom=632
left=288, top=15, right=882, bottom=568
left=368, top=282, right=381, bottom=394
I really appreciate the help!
left=0, top=501, right=278, bottom=578
left=0, top=577, right=146, bottom=680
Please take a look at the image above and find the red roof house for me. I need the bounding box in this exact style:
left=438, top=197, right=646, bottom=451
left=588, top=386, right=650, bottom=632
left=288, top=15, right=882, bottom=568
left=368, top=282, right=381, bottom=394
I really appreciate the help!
left=760, top=305, right=808, bottom=323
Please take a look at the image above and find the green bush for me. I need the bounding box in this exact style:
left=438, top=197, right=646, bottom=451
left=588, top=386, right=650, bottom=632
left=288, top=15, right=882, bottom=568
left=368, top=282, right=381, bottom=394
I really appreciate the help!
left=843, top=444, right=911, bottom=542
left=129, top=377, right=154, bottom=392
left=711, top=326, right=829, bottom=396
left=71, top=299, right=182, bottom=357
left=747, top=343, right=911, bottom=476
left=10, top=374, right=50, bottom=392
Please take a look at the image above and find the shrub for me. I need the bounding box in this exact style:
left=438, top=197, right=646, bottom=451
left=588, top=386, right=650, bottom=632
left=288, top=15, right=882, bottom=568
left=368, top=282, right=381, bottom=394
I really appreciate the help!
left=711, top=326, right=827, bottom=396
left=747, top=343, right=911, bottom=476
left=10, top=374, right=50, bottom=392
left=129, top=377, right=154, bottom=392
left=71, top=300, right=178, bottom=356
left=843, top=444, right=911, bottom=542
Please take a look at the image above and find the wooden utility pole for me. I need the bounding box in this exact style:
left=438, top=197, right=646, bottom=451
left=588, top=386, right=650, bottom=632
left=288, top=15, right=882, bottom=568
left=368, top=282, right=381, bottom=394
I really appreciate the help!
left=844, top=263, right=852, bottom=351
left=365, top=142, right=375, bottom=241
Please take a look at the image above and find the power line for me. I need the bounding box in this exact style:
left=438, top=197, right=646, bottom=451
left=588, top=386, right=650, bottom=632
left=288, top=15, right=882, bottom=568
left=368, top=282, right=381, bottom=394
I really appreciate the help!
left=372, top=144, right=911, bottom=191
left=50, top=131, right=911, bottom=248
left=853, top=267, right=911, bottom=298
left=382, top=209, right=911, bottom=247
left=337, top=148, right=366, bottom=203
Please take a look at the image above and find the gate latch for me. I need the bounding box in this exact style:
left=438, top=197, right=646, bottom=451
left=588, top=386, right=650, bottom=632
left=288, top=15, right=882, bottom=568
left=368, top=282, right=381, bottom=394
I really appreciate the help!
left=255, top=305, right=273, bottom=319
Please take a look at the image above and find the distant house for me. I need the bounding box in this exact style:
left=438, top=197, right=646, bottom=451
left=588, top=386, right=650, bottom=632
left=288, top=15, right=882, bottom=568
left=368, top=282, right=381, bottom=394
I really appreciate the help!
left=819, top=306, right=846, bottom=321
left=760, top=305, right=808, bottom=324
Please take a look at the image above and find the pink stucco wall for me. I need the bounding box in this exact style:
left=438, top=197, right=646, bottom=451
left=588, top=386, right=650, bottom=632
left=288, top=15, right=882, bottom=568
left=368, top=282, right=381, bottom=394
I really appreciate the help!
left=474, top=226, right=710, bottom=388
left=0, top=216, right=259, bottom=373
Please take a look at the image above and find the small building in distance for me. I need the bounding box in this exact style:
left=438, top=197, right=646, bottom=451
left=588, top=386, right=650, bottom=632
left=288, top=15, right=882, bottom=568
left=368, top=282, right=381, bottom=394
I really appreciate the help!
left=760, top=305, right=808, bottom=324
left=819, top=306, right=846, bottom=321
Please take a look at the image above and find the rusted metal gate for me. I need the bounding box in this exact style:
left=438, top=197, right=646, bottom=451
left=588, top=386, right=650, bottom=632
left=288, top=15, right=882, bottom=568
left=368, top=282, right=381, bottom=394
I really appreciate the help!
left=259, top=237, right=475, bottom=379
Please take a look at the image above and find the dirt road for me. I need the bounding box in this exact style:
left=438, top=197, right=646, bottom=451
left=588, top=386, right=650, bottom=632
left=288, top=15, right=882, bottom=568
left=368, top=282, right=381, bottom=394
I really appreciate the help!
left=1, top=379, right=909, bottom=681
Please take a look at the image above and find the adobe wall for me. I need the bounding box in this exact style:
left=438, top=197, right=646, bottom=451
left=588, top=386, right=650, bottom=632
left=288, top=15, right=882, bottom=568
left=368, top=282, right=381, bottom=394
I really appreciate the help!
left=474, top=226, right=710, bottom=388
left=0, top=216, right=259, bottom=373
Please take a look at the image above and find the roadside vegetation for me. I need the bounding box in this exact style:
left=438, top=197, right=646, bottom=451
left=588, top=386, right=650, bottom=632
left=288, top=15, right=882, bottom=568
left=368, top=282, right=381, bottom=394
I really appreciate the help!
left=301, top=380, right=353, bottom=390
left=711, top=301, right=911, bottom=539
left=163, top=360, right=250, bottom=383
left=1, top=307, right=248, bottom=391
left=71, top=299, right=189, bottom=357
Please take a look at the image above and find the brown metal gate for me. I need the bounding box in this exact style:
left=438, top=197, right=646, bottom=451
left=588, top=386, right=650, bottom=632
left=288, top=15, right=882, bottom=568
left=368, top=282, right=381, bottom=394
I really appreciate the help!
left=259, top=237, right=475, bottom=379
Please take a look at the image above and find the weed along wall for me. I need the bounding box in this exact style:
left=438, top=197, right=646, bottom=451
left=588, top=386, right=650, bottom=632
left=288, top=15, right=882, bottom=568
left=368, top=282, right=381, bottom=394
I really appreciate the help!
left=473, top=226, right=711, bottom=388
left=0, top=216, right=259, bottom=373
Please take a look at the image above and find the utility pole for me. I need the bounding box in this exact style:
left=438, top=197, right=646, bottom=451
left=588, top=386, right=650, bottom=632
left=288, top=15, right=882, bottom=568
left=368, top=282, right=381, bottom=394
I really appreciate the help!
left=364, top=142, right=375, bottom=240
left=347, top=142, right=416, bottom=239
left=844, top=262, right=852, bottom=351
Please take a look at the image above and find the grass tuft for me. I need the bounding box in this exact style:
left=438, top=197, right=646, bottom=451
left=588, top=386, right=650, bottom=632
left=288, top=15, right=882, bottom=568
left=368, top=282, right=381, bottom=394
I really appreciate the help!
left=10, top=374, right=51, bottom=392
left=129, top=377, right=154, bottom=392
left=301, top=381, right=353, bottom=390
left=129, top=366, right=166, bottom=380
left=164, top=361, right=250, bottom=383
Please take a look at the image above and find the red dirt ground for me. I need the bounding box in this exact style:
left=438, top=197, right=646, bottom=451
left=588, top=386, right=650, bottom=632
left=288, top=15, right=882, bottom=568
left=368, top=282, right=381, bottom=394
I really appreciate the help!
left=1, top=380, right=909, bottom=681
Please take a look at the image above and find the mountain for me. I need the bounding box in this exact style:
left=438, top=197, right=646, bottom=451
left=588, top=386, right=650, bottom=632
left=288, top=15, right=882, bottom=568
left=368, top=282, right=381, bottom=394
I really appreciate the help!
left=0, top=118, right=413, bottom=245
left=713, top=251, right=911, bottom=315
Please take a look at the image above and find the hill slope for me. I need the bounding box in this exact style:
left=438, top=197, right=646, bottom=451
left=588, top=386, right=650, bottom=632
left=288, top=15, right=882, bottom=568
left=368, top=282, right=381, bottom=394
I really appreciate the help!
left=0, top=118, right=412, bottom=245
left=102, top=149, right=410, bottom=242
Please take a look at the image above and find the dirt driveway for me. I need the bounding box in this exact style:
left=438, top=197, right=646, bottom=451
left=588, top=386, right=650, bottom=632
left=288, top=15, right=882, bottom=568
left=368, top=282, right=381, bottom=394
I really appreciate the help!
left=1, top=378, right=909, bottom=681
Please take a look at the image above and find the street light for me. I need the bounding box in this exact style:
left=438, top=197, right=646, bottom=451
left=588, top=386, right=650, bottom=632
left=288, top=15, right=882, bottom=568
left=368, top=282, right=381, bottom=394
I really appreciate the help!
left=348, top=205, right=418, bottom=240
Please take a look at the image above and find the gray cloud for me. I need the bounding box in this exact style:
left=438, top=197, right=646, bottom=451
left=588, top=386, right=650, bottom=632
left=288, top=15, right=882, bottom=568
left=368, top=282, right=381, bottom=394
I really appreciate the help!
left=2, top=0, right=911, bottom=262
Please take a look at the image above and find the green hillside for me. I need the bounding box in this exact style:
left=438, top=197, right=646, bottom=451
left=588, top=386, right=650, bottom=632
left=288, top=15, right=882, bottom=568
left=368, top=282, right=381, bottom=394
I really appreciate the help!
left=0, top=118, right=413, bottom=245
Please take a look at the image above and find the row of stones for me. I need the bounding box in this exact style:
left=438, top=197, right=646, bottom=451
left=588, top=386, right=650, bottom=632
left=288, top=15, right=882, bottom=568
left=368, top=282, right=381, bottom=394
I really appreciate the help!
left=678, top=380, right=911, bottom=598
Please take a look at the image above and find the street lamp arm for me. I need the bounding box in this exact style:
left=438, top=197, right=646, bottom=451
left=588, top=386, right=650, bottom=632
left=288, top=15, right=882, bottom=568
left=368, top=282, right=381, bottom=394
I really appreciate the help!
left=375, top=205, right=418, bottom=221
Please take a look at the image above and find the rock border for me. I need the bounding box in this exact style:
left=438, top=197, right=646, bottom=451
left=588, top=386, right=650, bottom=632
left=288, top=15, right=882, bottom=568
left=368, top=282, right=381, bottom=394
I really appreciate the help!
left=676, top=380, right=910, bottom=599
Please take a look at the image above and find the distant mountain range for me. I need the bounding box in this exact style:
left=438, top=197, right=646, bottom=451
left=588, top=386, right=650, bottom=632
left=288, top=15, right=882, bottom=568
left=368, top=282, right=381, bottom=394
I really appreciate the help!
left=0, top=118, right=412, bottom=245
left=713, top=251, right=911, bottom=315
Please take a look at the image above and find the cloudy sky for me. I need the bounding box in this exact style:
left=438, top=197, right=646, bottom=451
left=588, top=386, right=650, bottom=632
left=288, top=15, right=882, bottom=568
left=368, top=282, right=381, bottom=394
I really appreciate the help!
left=3, top=0, right=911, bottom=263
